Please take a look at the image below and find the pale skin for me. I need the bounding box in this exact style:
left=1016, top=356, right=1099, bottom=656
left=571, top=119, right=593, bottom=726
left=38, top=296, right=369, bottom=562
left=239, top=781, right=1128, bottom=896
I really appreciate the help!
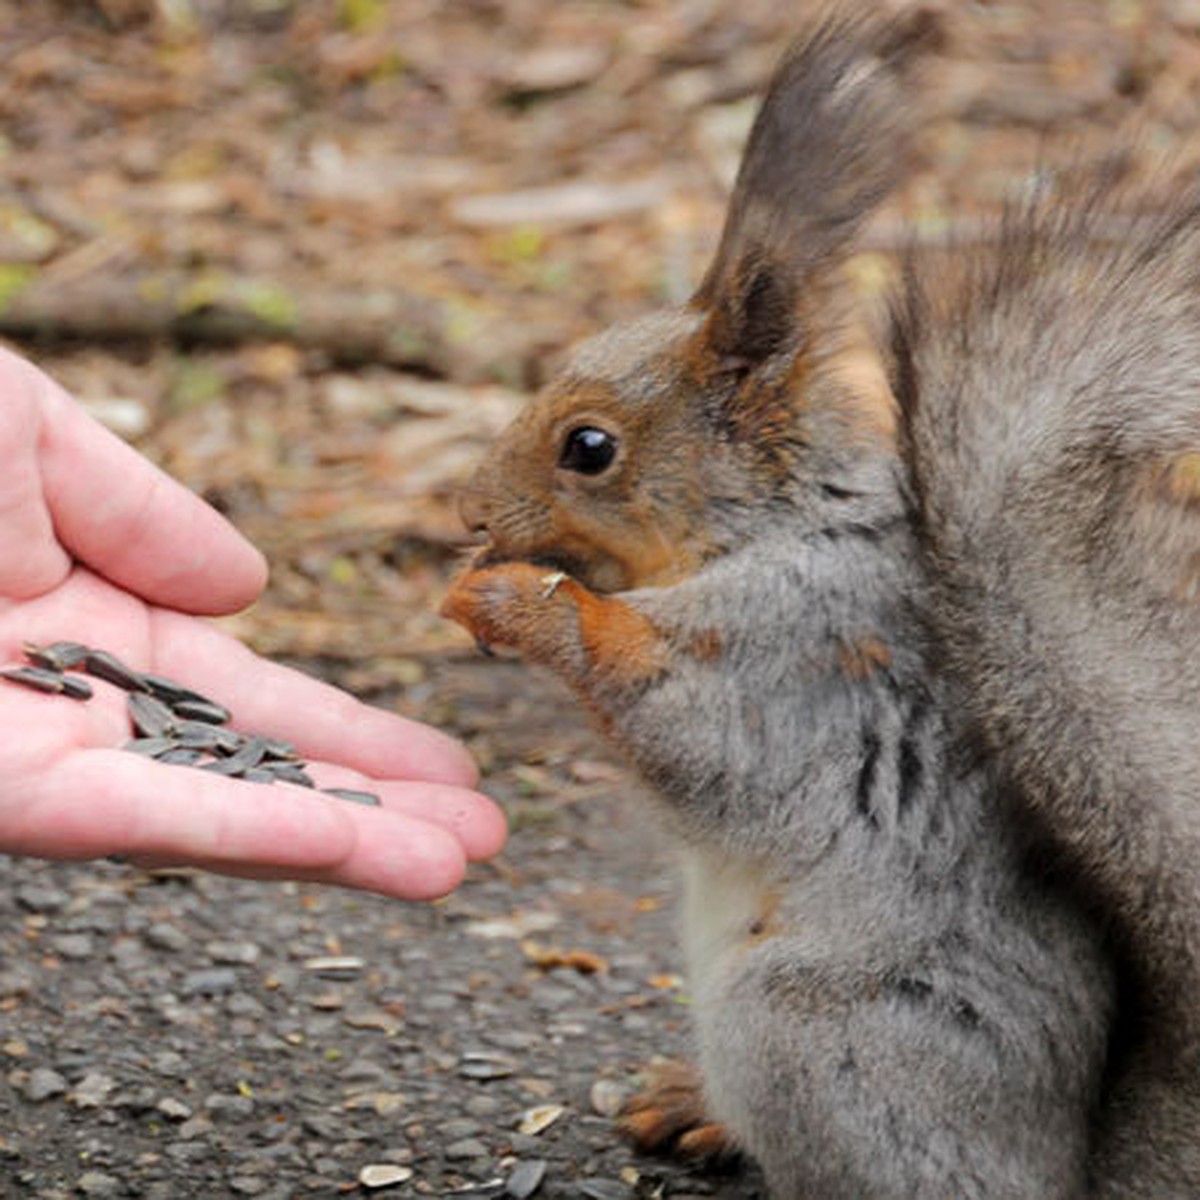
left=0, top=346, right=506, bottom=900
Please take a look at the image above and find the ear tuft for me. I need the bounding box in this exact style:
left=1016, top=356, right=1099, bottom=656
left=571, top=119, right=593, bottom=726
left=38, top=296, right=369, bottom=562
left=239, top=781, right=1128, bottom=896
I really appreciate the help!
left=695, top=7, right=938, bottom=370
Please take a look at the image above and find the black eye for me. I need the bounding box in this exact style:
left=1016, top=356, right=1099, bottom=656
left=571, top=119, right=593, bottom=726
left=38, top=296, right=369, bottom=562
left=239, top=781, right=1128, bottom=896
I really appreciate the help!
left=558, top=426, right=618, bottom=475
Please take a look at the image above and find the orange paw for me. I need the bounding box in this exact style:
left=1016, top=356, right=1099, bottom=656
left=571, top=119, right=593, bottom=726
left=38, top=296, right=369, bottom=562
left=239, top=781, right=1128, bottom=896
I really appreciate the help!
left=440, top=561, right=567, bottom=650
left=618, top=1060, right=738, bottom=1163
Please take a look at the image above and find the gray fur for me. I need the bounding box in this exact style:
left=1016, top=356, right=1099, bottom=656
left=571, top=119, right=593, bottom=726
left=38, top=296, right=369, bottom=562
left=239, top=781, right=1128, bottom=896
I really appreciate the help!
left=617, top=511, right=1112, bottom=1198
left=447, top=11, right=1134, bottom=1197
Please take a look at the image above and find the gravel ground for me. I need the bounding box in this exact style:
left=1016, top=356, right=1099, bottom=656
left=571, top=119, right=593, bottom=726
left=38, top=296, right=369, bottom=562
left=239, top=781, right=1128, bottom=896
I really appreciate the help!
left=0, top=658, right=765, bottom=1199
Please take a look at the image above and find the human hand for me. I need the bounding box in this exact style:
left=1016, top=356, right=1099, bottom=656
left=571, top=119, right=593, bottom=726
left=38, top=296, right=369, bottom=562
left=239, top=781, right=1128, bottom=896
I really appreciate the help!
left=0, top=346, right=505, bottom=899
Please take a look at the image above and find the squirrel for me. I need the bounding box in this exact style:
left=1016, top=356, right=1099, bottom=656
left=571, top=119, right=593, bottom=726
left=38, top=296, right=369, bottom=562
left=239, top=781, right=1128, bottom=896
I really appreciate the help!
left=435, top=8, right=1200, bottom=1196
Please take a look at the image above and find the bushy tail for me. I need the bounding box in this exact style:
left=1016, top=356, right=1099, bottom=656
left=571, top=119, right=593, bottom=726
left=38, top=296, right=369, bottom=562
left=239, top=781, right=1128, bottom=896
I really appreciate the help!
left=893, top=185, right=1200, bottom=1186
left=894, top=183, right=1200, bottom=1013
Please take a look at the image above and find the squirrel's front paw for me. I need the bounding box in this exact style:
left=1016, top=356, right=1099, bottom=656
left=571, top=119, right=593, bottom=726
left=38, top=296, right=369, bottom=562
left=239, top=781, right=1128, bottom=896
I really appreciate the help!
left=440, top=562, right=572, bottom=652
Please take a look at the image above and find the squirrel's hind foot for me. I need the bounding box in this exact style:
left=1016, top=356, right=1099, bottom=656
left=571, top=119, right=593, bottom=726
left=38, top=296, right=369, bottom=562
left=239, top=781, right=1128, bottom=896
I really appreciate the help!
left=617, top=1060, right=739, bottom=1164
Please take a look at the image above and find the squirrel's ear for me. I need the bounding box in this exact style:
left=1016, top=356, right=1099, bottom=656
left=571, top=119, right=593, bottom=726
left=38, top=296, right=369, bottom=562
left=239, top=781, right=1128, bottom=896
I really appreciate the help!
left=702, top=249, right=798, bottom=369
left=692, top=8, right=939, bottom=370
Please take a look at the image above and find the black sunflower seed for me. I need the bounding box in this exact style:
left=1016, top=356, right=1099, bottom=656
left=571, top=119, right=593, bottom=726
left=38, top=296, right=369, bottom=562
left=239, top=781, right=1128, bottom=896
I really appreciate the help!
left=1, top=665, right=71, bottom=695
left=170, top=698, right=232, bottom=725
left=128, top=692, right=177, bottom=738
left=321, top=787, right=383, bottom=808
left=23, top=641, right=90, bottom=671
left=85, top=650, right=149, bottom=692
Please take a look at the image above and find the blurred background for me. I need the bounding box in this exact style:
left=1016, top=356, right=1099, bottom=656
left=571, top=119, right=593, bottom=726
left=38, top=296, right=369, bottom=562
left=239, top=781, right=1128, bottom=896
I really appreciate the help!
left=1, top=0, right=1192, bottom=679
left=2, top=2, right=1199, bottom=1196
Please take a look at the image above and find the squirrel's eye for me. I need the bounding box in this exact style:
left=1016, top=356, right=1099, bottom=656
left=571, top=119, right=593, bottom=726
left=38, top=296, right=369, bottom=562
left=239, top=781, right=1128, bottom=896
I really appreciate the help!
left=558, top=426, right=618, bottom=475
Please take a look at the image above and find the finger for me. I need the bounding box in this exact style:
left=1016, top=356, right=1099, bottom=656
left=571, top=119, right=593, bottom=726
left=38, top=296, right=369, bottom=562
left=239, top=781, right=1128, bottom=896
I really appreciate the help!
left=301, top=765, right=507, bottom=862
left=139, top=799, right=476, bottom=899
left=149, top=608, right=482, bottom=788
left=4, top=348, right=268, bottom=613
left=9, top=748, right=473, bottom=901
left=0, top=356, right=71, bottom=597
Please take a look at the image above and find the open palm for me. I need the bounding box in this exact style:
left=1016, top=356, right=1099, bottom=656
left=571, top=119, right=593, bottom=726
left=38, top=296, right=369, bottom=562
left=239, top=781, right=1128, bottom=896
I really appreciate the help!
left=0, top=347, right=505, bottom=900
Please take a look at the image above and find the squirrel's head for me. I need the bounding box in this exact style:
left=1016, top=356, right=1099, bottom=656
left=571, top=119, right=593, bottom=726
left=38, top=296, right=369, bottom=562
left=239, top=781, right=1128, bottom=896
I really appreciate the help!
left=459, top=9, right=936, bottom=594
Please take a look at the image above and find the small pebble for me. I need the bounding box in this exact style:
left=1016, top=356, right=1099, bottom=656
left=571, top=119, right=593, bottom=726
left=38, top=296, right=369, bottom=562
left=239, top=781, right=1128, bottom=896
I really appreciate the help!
left=51, top=933, right=93, bottom=960
left=180, top=968, right=239, bottom=996
left=589, top=1080, right=628, bottom=1118
left=144, top=923, right=189, bottom=953
left=206, top=940, right=261, bottom=966
left=24, top=1067, right=68, bottom=1102
left=71, top=1071, right=117, bottom=1108
left=76, top=1170, right=124, bottom=1198
left=439, top=1117, right=484, bottom=1140
left=444, top=1137, right=490, bottom=1160
left=505, top=1159, right=548, bottom=1199
left=204, top=1092, right=255, bottom=1121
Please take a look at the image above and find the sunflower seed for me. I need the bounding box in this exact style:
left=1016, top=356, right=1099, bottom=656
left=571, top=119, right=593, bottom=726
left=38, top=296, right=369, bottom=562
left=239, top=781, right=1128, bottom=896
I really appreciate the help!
left=158, top=748, right=205, bottom=766
left=321, top=787, right=383, bottom=808
left=23, top=641, right=90, bottom=671
left=170, top=698, right=232, bottom=725
left=128, top=693, right=177, bottom=738
left=85, top=650, right=148, bottom=692
left=1, top=666, right=71, bottom=695
left=200, top=757, right=246, bottom=777
left=123, top=737, right=177, bottom=757
left=262, top=762, right=316, bottom=788
left=242, top=767, right=276, bottom=784
left=140, top=673, right=210, bottom=706
left=173, top=721, right=242, bottom=753
left=259, top=736, right=300, bottom=762
left=222, top=736, right=269, bottom=774
left=60, top=674, right=94, bottom=699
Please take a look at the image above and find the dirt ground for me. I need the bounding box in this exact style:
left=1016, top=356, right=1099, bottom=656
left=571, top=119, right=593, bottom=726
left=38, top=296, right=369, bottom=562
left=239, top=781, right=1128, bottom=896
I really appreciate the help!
left=1, top=1, right=1198, bottom=1195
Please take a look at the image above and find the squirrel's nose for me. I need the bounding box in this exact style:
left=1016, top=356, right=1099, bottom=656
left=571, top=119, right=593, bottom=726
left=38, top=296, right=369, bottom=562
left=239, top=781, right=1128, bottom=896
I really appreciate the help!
left=458, top=488, right=491, bottom=536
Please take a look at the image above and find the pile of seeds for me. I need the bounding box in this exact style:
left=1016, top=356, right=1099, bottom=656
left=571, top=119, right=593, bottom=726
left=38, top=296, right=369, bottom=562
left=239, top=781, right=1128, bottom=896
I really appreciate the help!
left=1, top=642, right=381, bottom=806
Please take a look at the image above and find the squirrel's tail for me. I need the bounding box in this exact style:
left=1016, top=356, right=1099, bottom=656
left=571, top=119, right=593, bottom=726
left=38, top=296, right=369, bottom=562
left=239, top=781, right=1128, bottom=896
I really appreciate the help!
left=893, top=181, right=1200, bottom=1011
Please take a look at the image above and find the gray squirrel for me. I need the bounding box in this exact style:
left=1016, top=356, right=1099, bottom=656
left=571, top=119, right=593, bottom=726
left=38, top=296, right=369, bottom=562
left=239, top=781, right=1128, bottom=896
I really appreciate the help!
left=442, top=8, right=1200, bottom=1196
